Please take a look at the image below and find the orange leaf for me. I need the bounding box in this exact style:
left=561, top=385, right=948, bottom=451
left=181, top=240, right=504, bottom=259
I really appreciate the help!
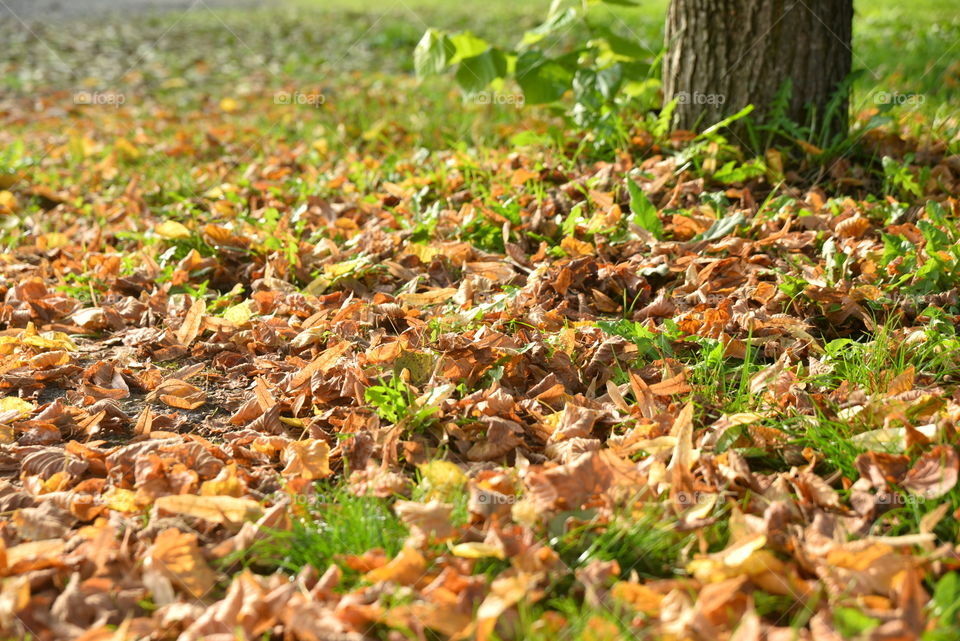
left=146, top=529, right=218, bottom=599
left=281, top=439, right=333, bottom=481
left=364, top=545, right=427, bottom=586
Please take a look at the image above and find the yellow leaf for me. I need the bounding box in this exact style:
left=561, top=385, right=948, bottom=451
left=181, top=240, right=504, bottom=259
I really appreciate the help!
left=102, top=487, right=142, bottom=513
left=765, top=147, right=785, bottom=182
left=161, top=77, right=187, bottom=89
left=223, top=300, right=254, bottom=328
left=403, top=243, right=440, bottom=263
left=41, top=471, right=69, bottom=493
left=475, top=574, right=535, bottom=641
left=154, top=494, right=263, bottom=524
left=393, top=350, right=434, bottom=385
left=449, top=542, right=505, bottom=559
left=113, top=137, right=141, bottom=160
left=204, top=184, right=234, bottom=199
left=0, top=190, right=17, bottom=213
left=686, top=534, right=778, bottom=584
left=200, top=464, right=246, bottom=498
left=543, top=410, right=563, bottom=429
left=361, top=119, right=387, bottom=141
left=156, top=220, right=192, bottom=240
left=418, top=460, right=467, bottom=498
left=219, top=97, right=240, bottom=113
left=19, top=324, right=78, bottom=352
left=37, top=233, right=70, bottom=250
left=0, top=397, right=34, bottom=418
left=323, top=257, right=367, bottom=279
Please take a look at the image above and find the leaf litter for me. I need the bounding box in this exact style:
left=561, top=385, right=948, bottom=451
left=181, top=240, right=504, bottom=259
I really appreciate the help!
left=1, top=22, right=960, bottom=641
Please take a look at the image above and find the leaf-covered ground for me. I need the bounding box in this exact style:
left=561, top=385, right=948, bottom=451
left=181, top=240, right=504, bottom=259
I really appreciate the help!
left=1, top=2, right=960, bottom=640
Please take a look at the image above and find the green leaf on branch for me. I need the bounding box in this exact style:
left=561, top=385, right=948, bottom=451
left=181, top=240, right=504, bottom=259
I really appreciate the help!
left=590, top=23, right=649, bottom=59
left=449, top=32, right=491, bottom=64
left=455, top=48, right=507, bottom=94
left=521, top=7, right=578, bottom=46
left=516, top=51, right=575, bottom=104
left=414, top=29, right=455, bottom=78
left=596, top=64, right=623, bottom=100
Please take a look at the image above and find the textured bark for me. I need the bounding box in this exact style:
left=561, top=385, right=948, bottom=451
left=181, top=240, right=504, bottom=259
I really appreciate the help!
left=663, top=0, right=853, bottom=140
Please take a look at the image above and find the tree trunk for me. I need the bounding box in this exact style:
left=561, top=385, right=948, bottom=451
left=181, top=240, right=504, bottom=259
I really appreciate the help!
left=663, top=0, right=853, bottom=142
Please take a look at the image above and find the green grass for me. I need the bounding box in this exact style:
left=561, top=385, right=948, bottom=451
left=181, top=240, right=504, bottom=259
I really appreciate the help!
left=551, top=502, right=714, bottom=580
left=229, top=482, right=408, bottom=581
left=498, top=596, right=636, bottom=641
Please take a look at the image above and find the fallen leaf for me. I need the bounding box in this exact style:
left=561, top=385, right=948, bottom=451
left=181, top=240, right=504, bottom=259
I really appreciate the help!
left=901, top=446, right=959, bottom=499
left=154, top=494, right=263, bottom=524
left=175, top=298, right=206, bottom=347
left=145, top=529, right=219, bottom=599
left=281, top=439, right=333, bottom=481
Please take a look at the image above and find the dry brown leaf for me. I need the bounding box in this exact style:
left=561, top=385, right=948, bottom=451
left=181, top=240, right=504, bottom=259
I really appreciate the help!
left=398, top=288, right=458, bottom=306
left=668, top=402, right=696, bottom=512
left=886, top=365, right=915, bottom=396
left=147, top=378, right=206, bottom=409
left=394, top=499, right=455, bottom=541
left=901, top=445, right=959, bottom=499
left=289, top=341, right=351, bottom=389
left=650, top=372, right=691, bottom=396
left=159, top=394, right=205, bottom=410
left=175, top=298, right=206, bottom=347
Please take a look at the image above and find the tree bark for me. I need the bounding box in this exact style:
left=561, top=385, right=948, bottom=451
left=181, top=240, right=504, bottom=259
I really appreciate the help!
left=663, top=0, right=853, bottom=142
